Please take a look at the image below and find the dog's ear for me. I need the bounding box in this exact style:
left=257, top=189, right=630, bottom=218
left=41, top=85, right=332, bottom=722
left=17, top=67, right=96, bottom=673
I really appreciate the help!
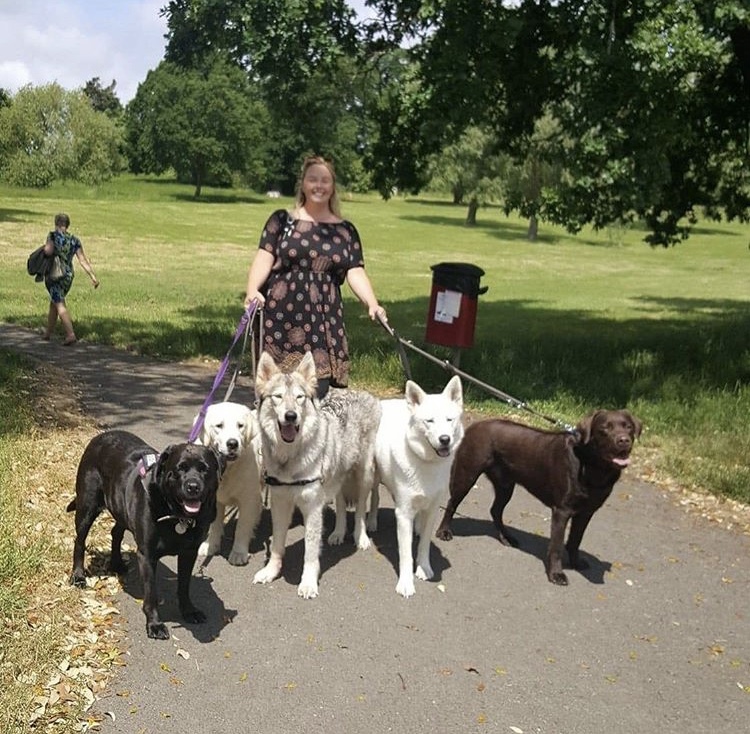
left=255, top=352, right=279, bottom=392
left=405, top=380, right=426, bottom=409
left=211, top=446, right=227, bottom=476
left=621, top=410, right=643, bottom=439
left=575, top=411, right=601, bottom=444
left=242, top=408, right=259, bottom=443
left=296, top=351, right=318, bottom=392
left=443, top=375, right=463, bottom=408
left=153, top=444, right=176, bottom=484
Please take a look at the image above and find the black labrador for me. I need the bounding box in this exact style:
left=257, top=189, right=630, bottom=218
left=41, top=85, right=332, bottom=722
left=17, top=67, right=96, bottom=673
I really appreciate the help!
left=68, top=429, right=223, bottom=639
left=436, top=410, right=642, bottom=585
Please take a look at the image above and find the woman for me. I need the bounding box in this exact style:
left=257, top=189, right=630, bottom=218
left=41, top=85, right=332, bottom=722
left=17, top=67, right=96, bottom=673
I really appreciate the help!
left=42, top=213, right=99, bottom=345
left=244, top=155, right=386, bottom=397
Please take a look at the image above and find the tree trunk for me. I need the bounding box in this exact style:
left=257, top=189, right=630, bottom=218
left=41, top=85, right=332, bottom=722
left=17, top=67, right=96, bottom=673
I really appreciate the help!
left=527, top=213, right=538, bottom=241
left=465, top=198, right=478, bottom=226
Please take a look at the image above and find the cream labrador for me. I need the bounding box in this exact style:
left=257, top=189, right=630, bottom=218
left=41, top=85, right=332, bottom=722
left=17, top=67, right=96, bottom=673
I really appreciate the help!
left=195, top=401, right=262, bottom=566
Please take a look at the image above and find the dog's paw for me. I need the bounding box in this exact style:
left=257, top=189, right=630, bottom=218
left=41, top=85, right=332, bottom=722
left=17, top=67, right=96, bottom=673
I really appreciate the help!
left=548, top=570, right=569, bottom=586
left=435, top=526, right=453, bottom=541
left=415, top=564, right=433, bottom=581
left=108, top=559, right=128, bottom=576
left=297, top=581, right=319, bottom=599
left=70, top=571, right=87, bottom=588
left=181, top=608, right=207, bottom=624
left=354, top=532, right=372, bottom=551
left=227, top=549, right=250, bottom=566
left=395, top=578, right=416, bottom=598
left=198, top=540, right=220, bottom=558
left=146, top=622, right=170, bottom=640
left=253, top=562, right=280, bottom=585
left=327, top=528, right=346, bottom=546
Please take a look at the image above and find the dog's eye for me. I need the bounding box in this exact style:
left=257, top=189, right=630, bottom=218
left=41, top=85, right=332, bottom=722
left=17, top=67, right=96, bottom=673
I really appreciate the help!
left=296, top=394, right=306, bottom=405
left=216, top=422, right=224, bottom=429
left=424, top=418, right=435, bottom=424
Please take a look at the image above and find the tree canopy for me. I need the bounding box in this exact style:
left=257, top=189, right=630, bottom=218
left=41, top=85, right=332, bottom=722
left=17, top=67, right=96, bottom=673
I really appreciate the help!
left=363, top=0, right=750, bottom=245
left=125, top=60, right=270, bottom=196
left=0, top=84, right=123, bottom=187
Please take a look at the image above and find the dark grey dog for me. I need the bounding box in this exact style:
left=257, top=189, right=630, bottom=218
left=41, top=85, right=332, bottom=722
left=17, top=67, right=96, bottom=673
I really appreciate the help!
left=67, top=430, right=222, bottom=639
left=436, top=410, right=642, bottom=585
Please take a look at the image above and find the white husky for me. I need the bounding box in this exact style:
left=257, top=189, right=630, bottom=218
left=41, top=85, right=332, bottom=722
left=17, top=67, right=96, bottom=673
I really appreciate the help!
left=195, top=401, right=262, bottom=566
left=372, top=376, right=464, bottom=597
left=252, top=351, right=380, bottom=599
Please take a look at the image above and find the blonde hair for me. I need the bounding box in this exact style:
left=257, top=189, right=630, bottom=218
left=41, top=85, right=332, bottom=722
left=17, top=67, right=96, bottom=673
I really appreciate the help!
left=294, top=155, right=342, bottom=218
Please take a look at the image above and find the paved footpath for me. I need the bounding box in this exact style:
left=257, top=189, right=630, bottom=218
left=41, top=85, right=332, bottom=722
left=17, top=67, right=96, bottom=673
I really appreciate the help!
left=2, top=323, right=749, bottom=734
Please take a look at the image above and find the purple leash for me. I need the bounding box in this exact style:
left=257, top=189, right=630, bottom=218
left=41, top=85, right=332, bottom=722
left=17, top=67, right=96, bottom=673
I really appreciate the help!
left=188, top=301, right=259, bottom=443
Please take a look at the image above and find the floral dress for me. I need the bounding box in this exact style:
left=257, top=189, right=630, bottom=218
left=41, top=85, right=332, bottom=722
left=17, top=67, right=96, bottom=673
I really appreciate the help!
left=258, top=209, right=365, bottom=387
left=46, top=230, right=81, bottom=304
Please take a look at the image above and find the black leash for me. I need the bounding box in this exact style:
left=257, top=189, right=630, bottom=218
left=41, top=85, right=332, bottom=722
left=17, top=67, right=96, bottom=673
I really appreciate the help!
left=376, top=315, right=576, bottom=433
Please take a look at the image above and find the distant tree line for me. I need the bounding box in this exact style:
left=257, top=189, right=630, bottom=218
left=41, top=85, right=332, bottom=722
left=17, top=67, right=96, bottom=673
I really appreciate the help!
left=0, top=1, right=747, bottom=245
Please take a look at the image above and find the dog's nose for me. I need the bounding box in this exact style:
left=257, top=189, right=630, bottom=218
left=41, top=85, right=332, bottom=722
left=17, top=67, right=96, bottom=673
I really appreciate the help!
left=226, top=438, right=239, bottom=452
left=439, top=434, right=450, bottom=447
left=284, top=410, right=297, bottom=423
left=183, top=479, right=203, bottom=496
left=616, top=434, right=632, bottom=448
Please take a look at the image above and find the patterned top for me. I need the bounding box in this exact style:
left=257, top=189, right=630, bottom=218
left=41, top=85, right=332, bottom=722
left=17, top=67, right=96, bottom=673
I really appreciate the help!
left=258, top=209, right=365, bottom=386
left=46, top=230, right=82, bottom=302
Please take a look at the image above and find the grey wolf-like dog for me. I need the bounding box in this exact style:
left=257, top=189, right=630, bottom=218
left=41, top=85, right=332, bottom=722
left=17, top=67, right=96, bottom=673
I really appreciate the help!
left=252, top=351, right=380, bottom=598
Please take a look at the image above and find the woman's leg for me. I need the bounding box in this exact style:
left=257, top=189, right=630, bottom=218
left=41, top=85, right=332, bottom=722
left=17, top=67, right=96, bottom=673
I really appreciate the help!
left=55, top=300, right=76, bottom=343
left=44, top=301, right=58, bottom=339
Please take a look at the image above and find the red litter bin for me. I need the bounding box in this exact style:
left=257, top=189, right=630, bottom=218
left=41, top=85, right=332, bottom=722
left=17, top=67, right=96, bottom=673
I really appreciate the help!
left=425, top=262, right=487, bottom=349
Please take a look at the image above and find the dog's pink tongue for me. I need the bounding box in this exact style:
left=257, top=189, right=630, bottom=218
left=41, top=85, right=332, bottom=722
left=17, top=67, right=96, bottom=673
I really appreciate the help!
left=613, top=457, right=631, bottom=467
left=280, top=423, right=297, bottom=443
left=183, top=500, right=202, bottom=514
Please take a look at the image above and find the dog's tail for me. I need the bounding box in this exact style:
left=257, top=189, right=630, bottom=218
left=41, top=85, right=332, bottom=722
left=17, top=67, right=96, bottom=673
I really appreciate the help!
left=66, top=499, right=76, bottom=512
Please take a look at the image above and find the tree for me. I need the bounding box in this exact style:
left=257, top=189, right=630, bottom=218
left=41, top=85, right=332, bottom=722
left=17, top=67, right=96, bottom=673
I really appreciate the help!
left=0, top=84, right=124, bottom=187
left=82, top=77, right=123, bottom=117
left=125, top=60, right=271, bottom=197
left=365, top=0, right=750, bottom=245
left=426, top=126, right=506, bottom=225
left=160, top=0, right=369, bottom=192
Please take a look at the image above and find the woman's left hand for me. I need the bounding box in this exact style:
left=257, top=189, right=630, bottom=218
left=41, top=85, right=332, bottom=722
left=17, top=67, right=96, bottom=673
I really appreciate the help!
left=369, top=305, right=387, bottom=324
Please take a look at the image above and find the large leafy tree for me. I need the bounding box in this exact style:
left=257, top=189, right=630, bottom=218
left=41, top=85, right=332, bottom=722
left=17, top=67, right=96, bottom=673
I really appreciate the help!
left=365, top=0, right=750, bottom=245
left=160, top=0, right=370, bottom=191
left=125, top=59, right=270, bottom=196
left=0, top=83, right=124, bottom=187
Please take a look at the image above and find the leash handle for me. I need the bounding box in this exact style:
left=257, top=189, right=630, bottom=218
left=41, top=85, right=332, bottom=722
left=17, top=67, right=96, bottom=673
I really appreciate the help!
left=188, top=301, right=259, bottom=443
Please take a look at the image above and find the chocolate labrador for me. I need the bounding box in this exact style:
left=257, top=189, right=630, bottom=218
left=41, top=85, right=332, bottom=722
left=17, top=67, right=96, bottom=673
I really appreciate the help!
left=436, top=410, right=642, bottom=585
left=68, top=430, right=223, bottom=639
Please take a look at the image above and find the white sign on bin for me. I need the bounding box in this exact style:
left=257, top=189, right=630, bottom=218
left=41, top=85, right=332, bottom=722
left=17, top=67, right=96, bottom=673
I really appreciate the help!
left=434, top=289, right=462, bottom=324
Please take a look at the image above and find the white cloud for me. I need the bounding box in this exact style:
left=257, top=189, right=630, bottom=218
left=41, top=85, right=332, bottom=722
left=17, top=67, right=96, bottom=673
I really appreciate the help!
left=0, top=0, right=168, bottom=103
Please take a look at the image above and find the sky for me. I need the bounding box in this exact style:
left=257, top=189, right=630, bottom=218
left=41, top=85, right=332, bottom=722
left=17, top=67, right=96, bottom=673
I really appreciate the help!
left=0, top=0, right=371, bottom=104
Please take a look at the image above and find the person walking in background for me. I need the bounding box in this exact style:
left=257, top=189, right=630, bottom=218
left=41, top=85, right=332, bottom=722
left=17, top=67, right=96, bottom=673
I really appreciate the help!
left=244, top=155, right=387, bottom=398
left=42, top=213, right=99, bottom=345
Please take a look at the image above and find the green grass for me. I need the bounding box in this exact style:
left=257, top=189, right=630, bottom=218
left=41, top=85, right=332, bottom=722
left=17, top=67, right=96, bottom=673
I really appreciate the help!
left=2, top=174, right=749, bottom=503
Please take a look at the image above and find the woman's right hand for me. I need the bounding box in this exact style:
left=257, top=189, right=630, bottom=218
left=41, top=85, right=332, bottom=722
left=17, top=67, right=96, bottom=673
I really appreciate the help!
left=244, top=290, right=266, bottom=308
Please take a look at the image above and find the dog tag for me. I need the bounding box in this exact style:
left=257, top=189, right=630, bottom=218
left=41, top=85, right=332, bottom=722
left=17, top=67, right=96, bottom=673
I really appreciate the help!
left=175, top=520, right=188, bottom=534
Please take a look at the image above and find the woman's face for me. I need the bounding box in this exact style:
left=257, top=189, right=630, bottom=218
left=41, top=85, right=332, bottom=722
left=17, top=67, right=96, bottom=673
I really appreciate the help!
left=302, top=163, right=334, bottom=208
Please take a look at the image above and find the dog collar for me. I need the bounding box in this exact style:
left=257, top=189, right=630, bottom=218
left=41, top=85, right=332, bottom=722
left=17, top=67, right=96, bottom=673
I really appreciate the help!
left=264, top=473, right=321, bottom=488
left=137, top=452, right=159, bottom=477
left=156, top=515, right=197, bottom=534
